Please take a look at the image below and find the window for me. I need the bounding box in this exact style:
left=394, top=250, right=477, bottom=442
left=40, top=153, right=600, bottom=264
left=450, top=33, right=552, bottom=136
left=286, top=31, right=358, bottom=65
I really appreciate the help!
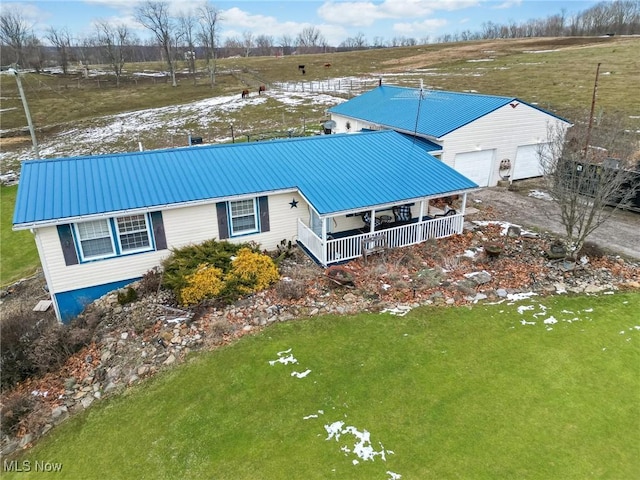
left=116, top=215, right=151, bottom=252
left=76, top=219, right=114, bottom=259
left=74, top=214, right=153, bottom=262
left=230, top=199, right=258, bottom=235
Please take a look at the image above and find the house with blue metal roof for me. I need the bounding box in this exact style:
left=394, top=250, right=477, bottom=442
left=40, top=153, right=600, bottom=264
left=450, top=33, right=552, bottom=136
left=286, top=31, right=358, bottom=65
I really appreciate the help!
left=13, top=130, right=478, bottom=321
left=329, top=85, right=571, bottom=187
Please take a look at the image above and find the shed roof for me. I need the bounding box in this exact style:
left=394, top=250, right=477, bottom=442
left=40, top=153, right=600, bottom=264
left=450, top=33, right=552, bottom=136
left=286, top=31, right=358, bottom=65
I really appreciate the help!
left=13, top=130, right=477, bottom=228
left=329, top=85, right=568, bottom=138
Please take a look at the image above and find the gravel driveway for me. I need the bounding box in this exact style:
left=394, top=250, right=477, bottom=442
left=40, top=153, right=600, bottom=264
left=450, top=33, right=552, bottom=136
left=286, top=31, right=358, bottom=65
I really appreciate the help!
left=467, top=179, right=640, bottom=261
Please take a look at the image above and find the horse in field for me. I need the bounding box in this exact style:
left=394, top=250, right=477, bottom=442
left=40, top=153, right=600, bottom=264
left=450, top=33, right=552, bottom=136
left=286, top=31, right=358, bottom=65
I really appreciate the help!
left=241, top=89, right=249, bottom=98
left=258, top=85, right=266, bottom=94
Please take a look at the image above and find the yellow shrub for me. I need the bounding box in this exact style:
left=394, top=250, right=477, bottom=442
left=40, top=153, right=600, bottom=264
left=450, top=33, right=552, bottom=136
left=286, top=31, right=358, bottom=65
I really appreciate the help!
left=180, top=263, right=225, bottom=306
left=225, top=248, right=280, bottom=294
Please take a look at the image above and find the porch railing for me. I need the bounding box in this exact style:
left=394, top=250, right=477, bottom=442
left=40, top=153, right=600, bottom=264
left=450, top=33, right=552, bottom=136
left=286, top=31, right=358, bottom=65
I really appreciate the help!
left=297, top=214, right=464, bottom=266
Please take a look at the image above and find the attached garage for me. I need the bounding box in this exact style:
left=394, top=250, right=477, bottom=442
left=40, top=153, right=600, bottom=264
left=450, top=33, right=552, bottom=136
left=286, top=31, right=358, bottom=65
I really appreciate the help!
left=453, top=150, right=495, bottom=187
left=512, top=144, right=548, bottom=180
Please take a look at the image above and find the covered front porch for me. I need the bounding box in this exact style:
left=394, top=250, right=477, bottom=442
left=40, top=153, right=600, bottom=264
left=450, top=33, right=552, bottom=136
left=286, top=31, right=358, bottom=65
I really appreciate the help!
left=297, top=193, right=469, bottom=266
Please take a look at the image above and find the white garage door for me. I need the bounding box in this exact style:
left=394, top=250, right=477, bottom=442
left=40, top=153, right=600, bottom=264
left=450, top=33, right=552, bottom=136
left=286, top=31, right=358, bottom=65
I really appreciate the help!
left=453, top=150, right=495, bottom=187
left=513, top=144, right=548, bottom=180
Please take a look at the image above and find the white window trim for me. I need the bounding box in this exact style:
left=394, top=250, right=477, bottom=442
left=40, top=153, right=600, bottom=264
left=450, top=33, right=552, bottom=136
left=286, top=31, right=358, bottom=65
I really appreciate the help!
left=74, top=214, right=153, bottom=262
left=74, top=219, right=116, bottom=262
left=229, top=198, right=259, bottom=236
left=115, top=214, right=153, bottom=254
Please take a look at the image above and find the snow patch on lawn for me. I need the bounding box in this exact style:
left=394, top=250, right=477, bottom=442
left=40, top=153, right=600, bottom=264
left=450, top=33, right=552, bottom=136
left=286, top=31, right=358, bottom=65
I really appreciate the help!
left=268, top=348, right=298, bottom=366
left=325, top=420, right=394, bottom=464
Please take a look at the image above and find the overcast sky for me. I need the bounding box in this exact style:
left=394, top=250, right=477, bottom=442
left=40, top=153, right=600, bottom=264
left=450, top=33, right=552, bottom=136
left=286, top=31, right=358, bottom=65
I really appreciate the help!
left=4, top=0, right=601, bottom=46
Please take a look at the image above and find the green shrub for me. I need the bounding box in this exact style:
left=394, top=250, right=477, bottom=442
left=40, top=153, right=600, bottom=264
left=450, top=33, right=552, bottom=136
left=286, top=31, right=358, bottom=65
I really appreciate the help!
left=162, top=240, right=279, bottom=306
left=117, top=287, right=138, bottom=305
left=162, top=239, right=252, bottom=294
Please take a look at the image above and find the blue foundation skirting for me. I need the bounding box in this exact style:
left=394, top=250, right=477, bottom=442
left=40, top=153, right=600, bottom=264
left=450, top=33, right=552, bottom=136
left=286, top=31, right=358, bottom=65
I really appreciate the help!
left=55, top=278, right=141, bottom=322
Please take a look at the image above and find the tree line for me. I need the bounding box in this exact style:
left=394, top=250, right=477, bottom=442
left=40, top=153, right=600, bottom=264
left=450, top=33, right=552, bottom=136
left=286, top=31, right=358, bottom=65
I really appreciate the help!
left=1, top=0, right=638, bottom=86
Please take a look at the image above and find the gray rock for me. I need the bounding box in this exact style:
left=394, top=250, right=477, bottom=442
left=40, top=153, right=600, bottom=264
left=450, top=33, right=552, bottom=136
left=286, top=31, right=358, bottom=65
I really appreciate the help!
left=64, top=377, right=77, bottom=389
left=19, top=434, right=33, bottom=448
left=496, top=288, right=508, bottom=298
left=163, top=354, right=176, bottom=365
left=2, top=439, right=21, bottom=456
left=51, top=405, right=68, bottom=420
left=80, top=396, right=94, bottom=409
left=465, top=271, right=492, bottom=285
left=104, top=382, right=118, bottom=393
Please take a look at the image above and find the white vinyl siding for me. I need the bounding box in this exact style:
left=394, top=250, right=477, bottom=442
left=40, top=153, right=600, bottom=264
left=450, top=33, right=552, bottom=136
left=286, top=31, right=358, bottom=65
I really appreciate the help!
left=38, top=193, right=308, bottom=310
left=439, top=103, right=568, bottom=186
left=230, top=199, right=258, bottom=235
left=76, top=219, right=114, bottom=260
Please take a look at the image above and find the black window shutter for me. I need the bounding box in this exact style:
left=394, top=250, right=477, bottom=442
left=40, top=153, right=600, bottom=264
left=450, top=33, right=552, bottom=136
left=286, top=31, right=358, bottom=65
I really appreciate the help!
left=258, top=196, right=270, bottom=232
left=150, top=211, right=167, bottom=250
left=216, top=202, right=229, bottom=239
left=57, top=224, right=79, bottom=265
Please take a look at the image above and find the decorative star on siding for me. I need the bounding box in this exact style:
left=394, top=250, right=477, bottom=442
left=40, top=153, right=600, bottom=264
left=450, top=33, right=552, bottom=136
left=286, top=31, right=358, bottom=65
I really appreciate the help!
left=289, top=199, right=299, bottom=208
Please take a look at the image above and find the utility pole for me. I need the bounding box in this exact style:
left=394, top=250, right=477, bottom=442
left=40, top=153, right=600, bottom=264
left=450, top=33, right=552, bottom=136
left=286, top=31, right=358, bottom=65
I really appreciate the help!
left=583, top=62, right=601, bottom=160
left=9, top=68, right=40, bottom=159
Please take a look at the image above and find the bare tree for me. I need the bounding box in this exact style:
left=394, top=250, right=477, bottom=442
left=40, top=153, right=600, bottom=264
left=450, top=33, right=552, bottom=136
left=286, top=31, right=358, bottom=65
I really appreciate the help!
left=255, top=34, right=273, bottom=56
left=46, top=27, right=72, bottom=74
left=296, top=26, right=325, bottom=53
left=278, top=34, right=293, bottom=55
left=95, top=20, right=130, bottom=87
left=242, top=31, right=253, bottom=57
left=223, top=36, right=242, bottom=57
left=198, top=2, right=220, bottom=87
left=0, top=7, right=32, bottom=67
left=178, top=11, right=197, bottom=85
left=538, top=117, right=639, bottom=261
left=23, top=34, right=44, bottom=72
left=135, top=1, right=177, bottom=87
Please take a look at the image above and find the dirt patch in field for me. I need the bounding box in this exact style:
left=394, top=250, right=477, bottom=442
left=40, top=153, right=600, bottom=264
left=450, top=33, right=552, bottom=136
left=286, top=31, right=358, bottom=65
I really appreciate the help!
left=382, top=36, right=629, bottom=71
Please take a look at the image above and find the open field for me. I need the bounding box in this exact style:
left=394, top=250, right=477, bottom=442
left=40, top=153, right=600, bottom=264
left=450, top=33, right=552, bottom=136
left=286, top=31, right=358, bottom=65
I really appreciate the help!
left=4, top=292, right=639, bottom=479
left=1, top=36, right=639, bottom=167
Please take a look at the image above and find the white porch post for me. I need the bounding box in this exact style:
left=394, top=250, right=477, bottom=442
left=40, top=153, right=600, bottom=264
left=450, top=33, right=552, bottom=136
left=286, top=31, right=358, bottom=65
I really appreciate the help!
left=417, top=200, right=426, bottom=243
left=369, top=209, right=376, bottom=233
left=321, top=217, right=328, bottom=265
left=461, top=192, right=467, bottom=215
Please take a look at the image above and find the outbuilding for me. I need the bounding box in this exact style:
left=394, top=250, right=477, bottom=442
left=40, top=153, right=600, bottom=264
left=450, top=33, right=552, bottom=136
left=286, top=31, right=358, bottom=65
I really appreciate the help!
left=329, top=85, right=571, bottom=187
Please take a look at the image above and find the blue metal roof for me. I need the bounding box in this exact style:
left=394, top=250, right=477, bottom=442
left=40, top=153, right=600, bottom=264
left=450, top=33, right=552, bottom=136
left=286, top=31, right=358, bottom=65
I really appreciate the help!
left=329, top=85, right=567, bottom=138
left=13, top=130, right=478, bottom=227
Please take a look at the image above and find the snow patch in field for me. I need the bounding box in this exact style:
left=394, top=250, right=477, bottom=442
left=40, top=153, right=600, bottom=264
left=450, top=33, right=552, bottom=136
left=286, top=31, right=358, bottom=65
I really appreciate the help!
left=528, top=190, right=553, bottom=201
left=473, top=220, right=538, bottom=237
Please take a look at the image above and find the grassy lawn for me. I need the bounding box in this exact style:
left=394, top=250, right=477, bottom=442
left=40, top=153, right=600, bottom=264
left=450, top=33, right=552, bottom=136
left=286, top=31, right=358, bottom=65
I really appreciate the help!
left=5, top=292, right=638, bottom=479
left=0, top=185, right=39, bottom=286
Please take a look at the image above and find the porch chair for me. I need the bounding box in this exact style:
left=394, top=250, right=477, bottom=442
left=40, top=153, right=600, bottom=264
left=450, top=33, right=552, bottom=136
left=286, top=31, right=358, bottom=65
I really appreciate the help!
left=434, top=205, right=457, bottom=217
left=361, top=211, right=382, bottom=231
left=392, top=204, right=413, bottom=225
